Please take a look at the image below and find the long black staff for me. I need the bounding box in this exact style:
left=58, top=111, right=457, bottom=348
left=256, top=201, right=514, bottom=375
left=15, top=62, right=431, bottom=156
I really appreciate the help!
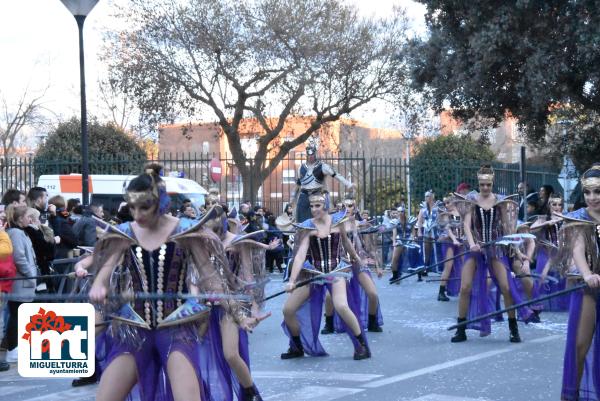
left=515, top=272, right=559, bottom=283
left=426, top=274, right=557, bottom=283
left=0, top=291, right=251, bottom=303
left=0, top=272, right=94, bottom=282
left=262, top=271, right=351, bottom=302
left=389, top=235, right=525, bottom=285
left=447, top=283, right=587, bottom=331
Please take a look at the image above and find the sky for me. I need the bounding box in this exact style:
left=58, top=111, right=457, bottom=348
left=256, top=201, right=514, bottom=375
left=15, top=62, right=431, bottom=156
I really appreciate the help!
left=0, top=0, right=427, bottom=141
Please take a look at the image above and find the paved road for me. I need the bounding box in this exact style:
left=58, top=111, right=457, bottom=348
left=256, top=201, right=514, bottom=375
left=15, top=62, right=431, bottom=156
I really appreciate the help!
left=1, top=273, right=568, bottom=401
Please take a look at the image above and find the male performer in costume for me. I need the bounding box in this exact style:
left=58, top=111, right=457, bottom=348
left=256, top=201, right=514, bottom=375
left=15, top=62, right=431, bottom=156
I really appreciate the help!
left=292, top=142, right=354, bottom=223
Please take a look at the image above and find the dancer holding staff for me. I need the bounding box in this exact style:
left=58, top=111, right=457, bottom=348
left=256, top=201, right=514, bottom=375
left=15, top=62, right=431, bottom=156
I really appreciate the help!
left=88, top=164, right=256, bottom=401
left=558, top=164, right=600, bottom=401
left=281, top=190, right=370, bottom=360
left=436, top=195, right=465, bottom=301
left=450, top=164, right=533, bottom=343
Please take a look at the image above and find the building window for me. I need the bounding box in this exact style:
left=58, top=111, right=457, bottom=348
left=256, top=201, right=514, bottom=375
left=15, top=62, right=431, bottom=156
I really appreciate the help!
left=202, top=141, right=209, bottom=154
left=283, top=169, right=296, bottom=184
left=270, top=192, right=283, bottom=198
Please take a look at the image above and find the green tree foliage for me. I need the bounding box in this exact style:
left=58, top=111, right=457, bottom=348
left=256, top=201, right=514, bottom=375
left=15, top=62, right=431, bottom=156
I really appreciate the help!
left=34, top=117, right=146, bottom=175
left=410, top=1, right=600, bottom=165
left=411, top=134, right=495, bottom=198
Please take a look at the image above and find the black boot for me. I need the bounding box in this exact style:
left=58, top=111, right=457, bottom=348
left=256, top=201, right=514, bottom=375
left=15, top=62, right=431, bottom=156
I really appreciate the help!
left=281, top=336, right=304, bottom=359
left=437, top=285, right=450, bottom=302
left=451, top=318, right=467, bottom=343
left=242, top=384, right=263, bottom=401
left=389, top=270, right=399, bottom=283
left=417, top=272, right=423, bottom=282
left=368, top=314, right=383, bottom=332
left=353, top=334, right=371, bottom=360
left=320, top=315, right=334, bottom=334
left=0, top=361, right=9, bottom=372
left=508, top=317, right=521, bottom=343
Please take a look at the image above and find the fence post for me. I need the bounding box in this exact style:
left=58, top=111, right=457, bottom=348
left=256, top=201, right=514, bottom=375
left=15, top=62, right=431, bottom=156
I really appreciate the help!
left=520, top=146, right=527, bottom=221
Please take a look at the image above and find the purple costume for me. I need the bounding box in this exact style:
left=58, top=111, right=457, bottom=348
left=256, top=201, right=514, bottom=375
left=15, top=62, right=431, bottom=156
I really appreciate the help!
left=533, top=219, right=570, bottom=311
left=455, top=195, right=534, bottom=336
left=201, top=232, right=267, bottom=401
left=439, top=212, right=464, bottom=297
left=332, top=220, right=383, bottom=332
left=560, top=208, right=600, bottom=401
left=282, top=213, right=369, bottom=355
left=94, top=219, right=241, bottom=401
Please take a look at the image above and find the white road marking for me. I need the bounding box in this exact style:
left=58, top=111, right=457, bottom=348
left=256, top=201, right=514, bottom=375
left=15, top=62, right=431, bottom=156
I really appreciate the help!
left=20, top=387, right=96, bottom=401
left=254, top=370, right=383, bottom=382
left=362, top=334, right=562, bottom=388
left=263, top=385, right=363, bottom=401
left=410, top=394, right=491, bottom=401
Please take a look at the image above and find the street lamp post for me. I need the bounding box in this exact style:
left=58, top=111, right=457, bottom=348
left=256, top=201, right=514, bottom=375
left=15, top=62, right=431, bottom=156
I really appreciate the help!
left=60, top=0, right=98, bottom=208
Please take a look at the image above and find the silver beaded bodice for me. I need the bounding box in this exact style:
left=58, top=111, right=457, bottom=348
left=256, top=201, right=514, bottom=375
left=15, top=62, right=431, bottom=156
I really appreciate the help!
left=133, top=242, right=187, bottom=328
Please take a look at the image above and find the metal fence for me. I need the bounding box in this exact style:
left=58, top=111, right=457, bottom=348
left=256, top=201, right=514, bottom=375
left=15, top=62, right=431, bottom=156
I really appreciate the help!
left=0, top=153, right=561, bottom=217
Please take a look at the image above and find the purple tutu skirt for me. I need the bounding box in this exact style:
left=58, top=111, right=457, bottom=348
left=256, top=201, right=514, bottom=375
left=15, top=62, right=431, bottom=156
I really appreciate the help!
left=561, top=289, right=600, bottom=401
left=104, top=323, right=206, bottom=401
left=200, top=306, right=257, bottom=401
left=535, top=248, right=570, bottom=311
left=282, top=278, right=368, bottom=356
left=441, top=242, right=463, bottom=297
left=333, top=265, right=383, bottom=332
left=464, top=250, right=534, bottom=336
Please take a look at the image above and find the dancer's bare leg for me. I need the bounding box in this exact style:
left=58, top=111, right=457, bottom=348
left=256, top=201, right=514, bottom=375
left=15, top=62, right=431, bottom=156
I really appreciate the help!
left=95, top=355, right=138, bottom=401
left=282, top=286, right=311, bottom=335
left=167, top=351, right=202, bottom=401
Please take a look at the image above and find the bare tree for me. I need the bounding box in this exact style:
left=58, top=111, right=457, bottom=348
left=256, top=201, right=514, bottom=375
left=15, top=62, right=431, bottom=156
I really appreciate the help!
left=97, top=76, right=157, bottom=142
left=0, top=85, right=48, bottom=157
left=104, top=0, right=410, bottom=201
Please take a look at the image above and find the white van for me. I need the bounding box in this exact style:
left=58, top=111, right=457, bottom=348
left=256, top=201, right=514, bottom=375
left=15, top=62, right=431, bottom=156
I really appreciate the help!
left=37, top=174, right=208, bottom=215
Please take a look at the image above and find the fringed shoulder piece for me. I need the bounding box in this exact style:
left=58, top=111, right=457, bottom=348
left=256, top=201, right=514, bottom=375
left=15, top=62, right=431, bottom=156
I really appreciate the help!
left=91, top=218, right=136, bottom=275
left=292, top=219, right=318, bottom=231
left=495, top=198, right=519, bottom=236
left=93, top=216, right=136, bottom=242
left=331, top=212, right=349, bottom=228
left=354, top=221, right=378, bottom=268
left=229, top=230, right=267, bottom=247
left=555, top=210, right=600, bottom=275
left=450, top=192, right=476, bottom=220
left=175, top=225, right=248, bottom=322
left=169, top=205, right=219, bottom=241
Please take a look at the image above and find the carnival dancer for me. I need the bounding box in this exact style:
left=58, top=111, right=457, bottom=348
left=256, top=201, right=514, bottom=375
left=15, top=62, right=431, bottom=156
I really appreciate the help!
left=436, top=195, right=465, bottom=301
left=558, top=164, right=600, bottom=401
left=389, top=207, right=420, bottom=283
left=530, top=196, right=569, bottom=311
left=321, top=197, right=384, bottom=334
left=281, top=191, right=370, bottom=360
left=416, top=190, right=441, bottom=281
left=88, top=164, right=257, bottom=401
left=450, top=164, right=533, bottom=343
left=202, top=204, right=277, bottom=401
left=510, top=222, right=538, bottom=313
left=292, top=142, right=354, bottom=223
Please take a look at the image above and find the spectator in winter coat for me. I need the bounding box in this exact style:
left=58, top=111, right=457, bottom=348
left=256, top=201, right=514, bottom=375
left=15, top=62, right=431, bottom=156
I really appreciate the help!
left=27, top=186, right=53, bottom=225
left=265, top=215, right=284, bottom=273
left=1, top=205, right=38, bottom=363
left=72, top=204, right=104, bottom=247
left=48, top=196, right=77, bottom=259
left=0, top=205, right=15, bottom=372
left=23, top=208, right=56, bottom=293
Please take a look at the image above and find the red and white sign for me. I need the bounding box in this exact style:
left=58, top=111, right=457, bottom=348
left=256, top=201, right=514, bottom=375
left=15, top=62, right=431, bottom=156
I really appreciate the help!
left=210, top=158, right=222, bottom=183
